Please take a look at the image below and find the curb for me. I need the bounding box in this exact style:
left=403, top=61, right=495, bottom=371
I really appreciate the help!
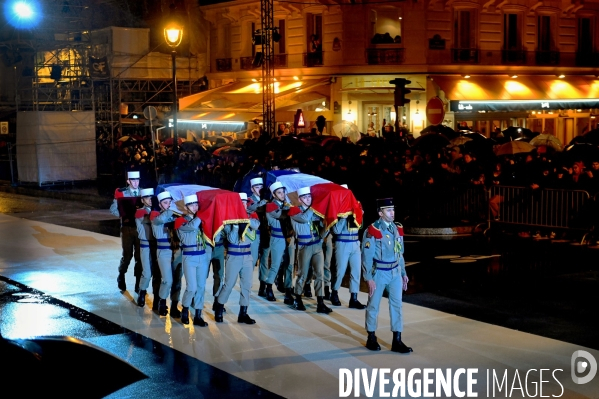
left=0, top=184, right=112, bottom=209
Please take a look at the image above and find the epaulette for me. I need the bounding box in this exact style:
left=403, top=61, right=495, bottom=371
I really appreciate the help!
left=287, top=206, right=301, bottom=217
left=265, top=202, right=279, bottom=213
left=114, top=188, right=124, bottom=199
left=174, top=217, right=186, bottom=230
left=394, top=222, right=404, bottom=236
left=247, top=198, right=255, bottom=206
left=150, top=211, right=160, bottom=221
left=250, top=212, right=259, bottom=219
left=367, top=224, right=383, bottom=239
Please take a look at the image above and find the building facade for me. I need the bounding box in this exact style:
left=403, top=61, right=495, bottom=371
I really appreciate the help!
left=194, top=0, right=599, bottom=144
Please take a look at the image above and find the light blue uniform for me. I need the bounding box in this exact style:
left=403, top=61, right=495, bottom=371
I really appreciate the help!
left=135, top=205, right=154, bottom=292
left=290, top=206, right=325, bottom=296
left=361, top=219, right=406, bottom=332
left=151, top=209, right=183, bottom=302
left=177, top=215, right=209, bottom=310
left=331, top=217, right=361, bottom=293
left=205, top=233, right=225, bottom=296
left=262, top=199, right=291, bottom=285
left=246, top=194, right=267, bottom=266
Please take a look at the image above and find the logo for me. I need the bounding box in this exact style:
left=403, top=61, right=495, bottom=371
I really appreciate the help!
left=541, top=102, right=550, bottom=108
left=571, top=350, right=597, bottom=384
left=458, top=103, right=473, bottom=110
left=202, top=123, right=207, bottom=129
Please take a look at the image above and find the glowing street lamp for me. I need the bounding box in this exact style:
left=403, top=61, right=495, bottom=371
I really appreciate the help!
left=4, top=0, right=42, bottom=28
left=164, top=4, right=184, bottom=170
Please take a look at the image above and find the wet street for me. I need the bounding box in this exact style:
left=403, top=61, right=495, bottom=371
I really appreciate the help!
left=0, top=190, right=598, bottom=398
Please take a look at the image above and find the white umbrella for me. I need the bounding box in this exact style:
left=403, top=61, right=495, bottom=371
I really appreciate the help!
left=332, top=121, right=361, bottom=143
left=529, top=134, right=563, bottom=151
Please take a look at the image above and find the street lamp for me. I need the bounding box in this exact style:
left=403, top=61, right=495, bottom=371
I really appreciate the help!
left=164, top=4, right=184, bottom=171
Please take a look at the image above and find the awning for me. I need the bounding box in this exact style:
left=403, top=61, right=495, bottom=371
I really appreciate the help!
left=433, top=75, right=599, bottom=112
left=178, top=78, right=332, bottom=122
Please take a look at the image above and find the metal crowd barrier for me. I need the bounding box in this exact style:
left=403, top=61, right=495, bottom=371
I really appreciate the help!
left=489, top=185, right=593, bottom=230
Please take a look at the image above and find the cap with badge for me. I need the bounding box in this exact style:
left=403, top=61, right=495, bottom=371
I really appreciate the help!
left=270, top=181, right=285, bottom=194
left=250, top=177, right=263, bottom=187
left=157, top=191, right=172, bottom=202
left=140, top=188, right=154, bottom=197
left=184, top=194, right=198, bottom=204
left=297, top=186, right=311, bottom=197
left=127, top=171, right=140, bottom=179
left=377, top=198, right=394, bottom=209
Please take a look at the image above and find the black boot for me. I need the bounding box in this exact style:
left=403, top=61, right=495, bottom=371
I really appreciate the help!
left=366, top=331, right=381, bottom=351
left=349, top=293, right=366, bottom=309
left=117, top=273, right=126, bottom=291
left=324, top=286, right=331, bottom=301
left=214, top=302, right=224, bottom=323
left=265, top=284, right=276, bottom=302
left=136, top=290, right=146, bottom=307
left=193, top=309, right=208, bottom=327
left=283, top=288, right=294, bottom=305
left=258, top=281, right=266, bottom=297
left=330, top=290, right=341, bottom=306
left=158, top=299, right=168, bottom=316
left=316, top=296, right=333, bottom=314
left=303, top=283, right=313, bottom=298
left=170, top=300, right=181, bottom=318
left=275, top=270, right=285, bottom=293
left=391, top=332, right=413, bottom=354
left=293, top=294, right=306, bottom=311
left=181, top=307, right=190, bottom=325
left=238, top=306, right=256, bottom=324
left=152, top=296, right=159, bottom=311
left=134, top=275, right=141, bottom=294
left=213, top=298, right=226, bottom=313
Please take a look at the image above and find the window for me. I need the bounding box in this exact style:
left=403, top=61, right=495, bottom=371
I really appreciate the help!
left=578, top=17, right=593, bottom=53
left=454, top=10, right=477, bottom=49
left=537, top=15, right=554, bottom=51
left=276, top=19, right=286, bottom=54
left=504, top=13, right=521, bottom=50
left=370, top=7, right=402, bottom=44
left=306, top=13, right=322, bottom=51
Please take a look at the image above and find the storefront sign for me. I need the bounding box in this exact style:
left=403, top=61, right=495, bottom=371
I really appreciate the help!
left=451, top=99, right=599, bottom=112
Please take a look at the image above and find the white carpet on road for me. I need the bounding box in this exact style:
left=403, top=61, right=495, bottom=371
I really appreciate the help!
left=0, top=214, right=597, bottom=399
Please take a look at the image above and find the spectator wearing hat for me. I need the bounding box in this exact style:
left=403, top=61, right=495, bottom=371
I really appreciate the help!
left=174, top=194, right=209, bottom=327
left=288, top=186, right=332, bottom=314
left=260, top=181, right=294, bottom=303
left=246, top=178, right=268, bottom=266
left=361, top=198, right=412, bottom=354
left=150, top=191, right=183, bottom=316
left=110, top=170, right=144, bottom=292
left=214, top=193, right=260, bottom=325
left=134, top=188, right=156, bottom=307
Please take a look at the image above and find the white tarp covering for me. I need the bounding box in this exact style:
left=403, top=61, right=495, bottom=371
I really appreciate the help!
left=16, top=111, right=97, bottom=184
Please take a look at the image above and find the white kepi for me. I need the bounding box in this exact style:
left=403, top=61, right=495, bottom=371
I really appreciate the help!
left=184, top=194, right=198, bottom=204
left=297, top=186, right=311, bottom=197
left=270, top=181, right=285, bottom=194
left=127, top=171, right=140, bottom=179
left=250, top=177, right=263, bottom=187
left=140, top=188, right=154, bottom=197
left=157, top=191, right=172, bottom=201
left=239, top=192, right=248, bottom=201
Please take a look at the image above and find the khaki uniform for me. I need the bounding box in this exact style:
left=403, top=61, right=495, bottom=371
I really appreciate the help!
left=290, top=206, right=326, bottom=296
left=110, top=186, right=142, bottom=280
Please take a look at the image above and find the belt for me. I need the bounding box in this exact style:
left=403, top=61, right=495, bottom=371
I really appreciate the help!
left=298, top=240, right=321, bottom=247
left=334, top=238, right=359, bottom=243
left=155, top=238, right=171, bottom=249
left=183, top=250, right=206, bottom=256
left=227, top=250, right=251, bottom=256
left=374, top=259, right=398, bottom=271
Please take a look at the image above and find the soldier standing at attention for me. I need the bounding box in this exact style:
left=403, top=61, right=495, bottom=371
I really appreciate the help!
left=213, top=193, right=260, bottom=325
left=246, top=177, right=268, bottom=267
left=288, top=186, right=332, bottom=314
left=174, top=194, right=209, bottom=327
left=259, top=181, right=290, bottom=302
left=110, top=170, right=143, bottom=292
left=361, top=198, right=412, bottom=354
left=150, top=191, right=183, bottom=317
left=134, top=188, right=156, bottom=307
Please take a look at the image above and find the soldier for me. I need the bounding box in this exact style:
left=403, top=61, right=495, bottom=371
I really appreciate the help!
left=174, top=194, right=209, bottom=327
left=322, top=232, right=333, bottom=300
left=150, top=191, right=183, bottom=317
left=361, top=198, right=412, bottom=354
left=206, top=225, right=225, bottom=311
left=241, top=192, right=261, bottom=266
left=330, top=212, right=366, bottom=309
left=213, top=193, right=260, bottom=324
left=110, top=170, right=143, bottom=292
left=259, top=181, right=291, bottom=303
left=288, top=186, right=332, bottom=314
left=246, top=177, right=268, bottom=267
left=134, top=188, right=156, bottom=307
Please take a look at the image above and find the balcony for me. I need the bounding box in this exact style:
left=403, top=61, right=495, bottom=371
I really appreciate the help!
left=215, top=58, right=232, bottom=72
left=240, top=56, right=255, bottom=70
left=240, top=54, right=288, bottom=70
left=535, top=50, right=560, bottom=65
left=366, top=47, right=405, bottom=65
left=576, top=51, right=599, bottom=67
left=451, top=48, right=479, bottom=63
left=273, top=54, right=288, bottom=68
left=501, top=50, right=527, bottom=64
left=303, top=51, right=324, bottom=67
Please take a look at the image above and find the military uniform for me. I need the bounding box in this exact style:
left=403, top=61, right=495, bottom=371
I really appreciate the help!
left=331, top=215, right=366, bottom=308
left=246, top=177, right=268, bottom=267
left=110, top=171, right=143, bottom=291
left=361, top=198, right=412, bottom=353
left=175, top=194, right=210, bottom=326
left=322, top=232, right=333, bottom=298
left=206, top=232, right=225, bottom=299
left=150, top=191, right=183, bottom=317
left=134, top=188, right=156, bottom=307
left=289, top=186, right=332, bottom=314
left=215, top=214, right=260, bottom=324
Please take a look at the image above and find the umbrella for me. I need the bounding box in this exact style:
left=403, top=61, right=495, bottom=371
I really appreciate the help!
left=450, top=136, right=472, bottom=146
left=502, top=126, right=533, bottom=140
left=562, top=143, right=599, bottom=163
left=205, top=136, right=228, bottom=144
left=332, top=121, right=362, bottom=143
left=580, top=129, right=599, bottom=146
left=180, top=140, right=206, bottom=153
left=161, top=137, right=185, bottom=146
left=514, top=136, right=532, bottom=143
left=495, top=141, right=535, bottom=156
left=462, top=132, right=488, bottom=141
left=213, top=145, right=242, bottom=156
left=529, top=134, right=563, bottom=151
left=420, top=124, right=458, bottom=139
left=412, top=132, right=450, bottom=150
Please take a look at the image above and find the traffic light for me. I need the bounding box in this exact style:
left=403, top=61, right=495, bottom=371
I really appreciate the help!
left=390, top=78, right=411, bottom=106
